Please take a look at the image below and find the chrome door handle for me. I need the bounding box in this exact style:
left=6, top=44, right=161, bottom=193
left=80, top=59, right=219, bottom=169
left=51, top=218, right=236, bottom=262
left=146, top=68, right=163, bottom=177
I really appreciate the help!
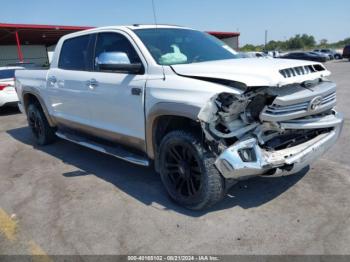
left=87, top=79, right=98, bottom=90
left=131, top=87, right=142, bottom=96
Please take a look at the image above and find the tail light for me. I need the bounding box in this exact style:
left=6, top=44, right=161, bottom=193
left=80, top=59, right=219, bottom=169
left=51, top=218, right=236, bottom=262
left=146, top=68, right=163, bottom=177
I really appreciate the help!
left=0, top=84, right=10, bottom=91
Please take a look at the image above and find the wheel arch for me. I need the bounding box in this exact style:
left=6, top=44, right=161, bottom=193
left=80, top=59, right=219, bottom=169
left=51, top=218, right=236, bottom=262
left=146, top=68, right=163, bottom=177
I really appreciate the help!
left=146, top=102, right=203, bottom=169
left=22, top=92, right=56, bottom=127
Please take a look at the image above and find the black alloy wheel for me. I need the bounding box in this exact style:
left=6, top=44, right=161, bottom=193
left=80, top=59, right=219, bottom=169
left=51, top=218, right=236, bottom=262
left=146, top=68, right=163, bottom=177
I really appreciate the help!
left=163, top=142, right=202, bottom=198
left=28, top=108, right=44, bottom=140
left=158, top=130, right=225, bottom=210
left=27, top=103, right=56, bottom=145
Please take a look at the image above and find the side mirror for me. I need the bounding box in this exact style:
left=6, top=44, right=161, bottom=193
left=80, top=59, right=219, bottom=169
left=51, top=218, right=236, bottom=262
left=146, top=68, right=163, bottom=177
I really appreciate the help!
left=96, top=52, right=143, bottom=74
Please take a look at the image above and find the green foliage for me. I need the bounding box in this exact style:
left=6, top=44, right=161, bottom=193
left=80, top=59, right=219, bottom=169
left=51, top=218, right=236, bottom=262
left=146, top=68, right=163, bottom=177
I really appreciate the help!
left=328, top=37, right=350, bottom=48
left=240, top=44, right=263, bottom=52
left=319, top=39, right=328, bottom=47
left=241, top=34, right=348, bottom=51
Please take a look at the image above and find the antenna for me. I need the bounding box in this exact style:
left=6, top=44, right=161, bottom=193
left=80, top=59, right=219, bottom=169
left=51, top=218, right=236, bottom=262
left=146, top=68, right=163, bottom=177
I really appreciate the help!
left=151, top=0, right=165, bottom=80
left=152, top=0, right=158, bottom=27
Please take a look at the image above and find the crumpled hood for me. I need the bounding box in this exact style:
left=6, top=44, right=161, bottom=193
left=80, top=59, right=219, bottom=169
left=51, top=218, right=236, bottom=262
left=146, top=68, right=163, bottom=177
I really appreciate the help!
left=171, top=58, right=331, bottom=87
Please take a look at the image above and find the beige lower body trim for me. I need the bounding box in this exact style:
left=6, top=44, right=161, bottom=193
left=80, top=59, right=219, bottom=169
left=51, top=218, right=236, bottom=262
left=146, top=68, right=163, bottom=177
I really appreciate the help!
left=54, top=116, right=146, bottom=153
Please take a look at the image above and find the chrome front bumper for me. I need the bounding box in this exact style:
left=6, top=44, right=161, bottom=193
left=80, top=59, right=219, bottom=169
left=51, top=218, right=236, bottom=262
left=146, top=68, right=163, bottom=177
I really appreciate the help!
left=215, top=111, right=344, bottom=180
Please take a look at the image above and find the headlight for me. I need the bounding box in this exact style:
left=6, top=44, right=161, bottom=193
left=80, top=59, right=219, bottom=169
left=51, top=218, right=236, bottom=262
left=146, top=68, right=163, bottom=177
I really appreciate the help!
left=244, top=95, right=267, bottom=123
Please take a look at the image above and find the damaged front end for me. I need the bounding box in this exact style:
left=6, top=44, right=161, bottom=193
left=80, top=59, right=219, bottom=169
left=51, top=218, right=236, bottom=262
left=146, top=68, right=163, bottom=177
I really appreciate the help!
left=198, top=80, right=344, bottom=180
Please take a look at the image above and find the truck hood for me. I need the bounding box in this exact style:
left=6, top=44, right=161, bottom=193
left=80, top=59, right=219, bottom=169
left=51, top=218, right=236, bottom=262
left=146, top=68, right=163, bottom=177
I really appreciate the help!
left=171, top=58, right=330, bottom=88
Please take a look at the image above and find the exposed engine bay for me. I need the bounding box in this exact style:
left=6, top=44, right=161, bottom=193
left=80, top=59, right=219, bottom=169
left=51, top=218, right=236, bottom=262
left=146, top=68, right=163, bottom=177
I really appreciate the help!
left=198, top=79, right=338, bottom=157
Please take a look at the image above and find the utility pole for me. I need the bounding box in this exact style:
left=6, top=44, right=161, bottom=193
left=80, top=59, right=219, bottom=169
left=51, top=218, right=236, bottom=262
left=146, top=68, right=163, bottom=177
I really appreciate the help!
left=264, top=30, right=268, bottom=50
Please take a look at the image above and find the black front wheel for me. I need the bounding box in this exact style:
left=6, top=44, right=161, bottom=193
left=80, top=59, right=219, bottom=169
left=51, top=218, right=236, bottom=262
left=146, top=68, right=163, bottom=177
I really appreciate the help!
left=27, top=103, right=56, bottom=145
left=158, top=130, right=225, bottom=210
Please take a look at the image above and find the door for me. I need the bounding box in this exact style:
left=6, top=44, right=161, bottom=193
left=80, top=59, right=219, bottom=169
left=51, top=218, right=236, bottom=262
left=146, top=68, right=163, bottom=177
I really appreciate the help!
left=46, top=34, right=96, bottom=127
left=86, top=32, right=147, bottom=150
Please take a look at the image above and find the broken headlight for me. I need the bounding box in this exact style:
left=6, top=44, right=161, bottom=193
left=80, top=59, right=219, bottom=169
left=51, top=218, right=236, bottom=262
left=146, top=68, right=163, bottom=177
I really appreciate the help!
left=243, top=94, right=267, bottom=123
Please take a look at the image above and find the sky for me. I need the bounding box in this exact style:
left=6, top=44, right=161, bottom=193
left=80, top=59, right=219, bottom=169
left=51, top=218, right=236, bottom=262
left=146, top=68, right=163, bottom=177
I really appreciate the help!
left=1, top=0, right=349, bottom=45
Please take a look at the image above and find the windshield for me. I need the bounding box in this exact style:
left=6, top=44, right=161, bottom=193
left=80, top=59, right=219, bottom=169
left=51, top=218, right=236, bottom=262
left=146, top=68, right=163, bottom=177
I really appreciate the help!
left=134, top=28, right=238, bottom=65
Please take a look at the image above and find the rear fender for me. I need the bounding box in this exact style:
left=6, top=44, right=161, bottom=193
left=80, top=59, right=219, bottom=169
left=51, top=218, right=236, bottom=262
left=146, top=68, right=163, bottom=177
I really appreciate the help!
left=22, top=91, right=56, bottom=127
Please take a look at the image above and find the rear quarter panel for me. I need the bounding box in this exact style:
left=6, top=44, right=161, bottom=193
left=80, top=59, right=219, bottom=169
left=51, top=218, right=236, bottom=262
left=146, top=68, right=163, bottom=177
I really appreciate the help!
left=15, top=69, right=49, bottom=110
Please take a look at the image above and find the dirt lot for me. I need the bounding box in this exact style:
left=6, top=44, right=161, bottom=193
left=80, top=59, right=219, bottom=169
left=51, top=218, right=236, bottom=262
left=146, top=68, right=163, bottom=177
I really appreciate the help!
left=0, top=60, right=349, bottom=256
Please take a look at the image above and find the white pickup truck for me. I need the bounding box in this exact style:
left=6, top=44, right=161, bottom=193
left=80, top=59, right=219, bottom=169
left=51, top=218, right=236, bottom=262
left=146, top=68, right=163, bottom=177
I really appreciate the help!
left=15, top=25, right=343, bottom=210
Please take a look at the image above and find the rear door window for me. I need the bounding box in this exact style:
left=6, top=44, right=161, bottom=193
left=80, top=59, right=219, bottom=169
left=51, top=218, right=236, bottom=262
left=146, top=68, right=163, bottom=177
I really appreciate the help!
left=0, top=69, right=15, bottom=80
left=58, top=34, right=95, bottom=71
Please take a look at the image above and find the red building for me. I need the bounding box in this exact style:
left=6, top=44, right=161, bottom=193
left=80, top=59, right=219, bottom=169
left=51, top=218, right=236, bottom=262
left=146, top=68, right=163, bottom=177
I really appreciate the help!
left=0, top=23, right=240, bottom=66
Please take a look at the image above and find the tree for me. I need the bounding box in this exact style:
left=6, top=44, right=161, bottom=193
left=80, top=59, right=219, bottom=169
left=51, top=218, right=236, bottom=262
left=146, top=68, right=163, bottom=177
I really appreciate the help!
left=287, top=34, right=303, bottom=49
left=265, top=40, right=278, bottom=50
left=239, top=35, right=349, bottom=51
left=240, top=44, right=260, bottom=52
left=319, top=39, right=328, bottom=47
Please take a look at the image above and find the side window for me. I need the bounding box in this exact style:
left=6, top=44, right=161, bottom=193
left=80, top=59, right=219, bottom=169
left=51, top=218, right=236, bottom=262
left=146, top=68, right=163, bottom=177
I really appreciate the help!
left=94, top=32, right=141, bottom=71
left=58, top=34, right=95, bottom=71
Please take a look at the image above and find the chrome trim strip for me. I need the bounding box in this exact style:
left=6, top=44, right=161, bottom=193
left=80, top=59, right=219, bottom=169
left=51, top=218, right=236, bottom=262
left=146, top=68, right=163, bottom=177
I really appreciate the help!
left=280, top=111, right=343, bottom=130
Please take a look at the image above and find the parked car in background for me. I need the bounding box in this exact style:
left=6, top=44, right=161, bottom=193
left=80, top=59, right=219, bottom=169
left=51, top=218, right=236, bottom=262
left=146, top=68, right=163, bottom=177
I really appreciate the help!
left=309, top=51, right=330, bottom=61
left=264, top=50, right=281, bottom=58
left=343, top=45, right=350, bottom=61
left=314, top=49, right=342, bottom=60
left=236, top=52, right=252, bottom=58
left=280, top=52, right=327, bottom=62
left=0, top=66, right=24, bottom=108
left=245, top=52, right=271, bottom=58
left=332, top=50, right=343, bottom=59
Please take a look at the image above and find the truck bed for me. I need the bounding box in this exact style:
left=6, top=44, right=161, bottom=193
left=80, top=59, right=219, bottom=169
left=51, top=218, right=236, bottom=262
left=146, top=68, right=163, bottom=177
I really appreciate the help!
left=15, top=69, right=49, bottom=96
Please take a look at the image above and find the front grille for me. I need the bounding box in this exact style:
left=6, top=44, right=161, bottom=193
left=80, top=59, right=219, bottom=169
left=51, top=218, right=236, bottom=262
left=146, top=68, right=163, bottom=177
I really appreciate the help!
left=265, top=91, right=336, bottom=115
left=260, top=89, right=336, bottom=122
left=279, top=64, right=325, bottom=78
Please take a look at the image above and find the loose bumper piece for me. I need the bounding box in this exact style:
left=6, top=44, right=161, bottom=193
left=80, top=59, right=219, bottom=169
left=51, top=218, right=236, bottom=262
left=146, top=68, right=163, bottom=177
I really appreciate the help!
left=215, top=111, right=344, bottom=180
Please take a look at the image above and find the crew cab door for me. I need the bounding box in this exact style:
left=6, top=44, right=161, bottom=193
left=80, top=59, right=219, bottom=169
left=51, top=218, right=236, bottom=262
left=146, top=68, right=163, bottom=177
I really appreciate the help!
left=46, top=34, right=95, bottom=127
left=86, top=32, right=147, bottom=150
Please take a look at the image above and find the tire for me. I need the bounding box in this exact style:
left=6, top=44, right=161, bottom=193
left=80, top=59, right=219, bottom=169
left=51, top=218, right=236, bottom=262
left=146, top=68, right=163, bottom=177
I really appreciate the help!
left=158, top=130, right=225, bottom=210
left=27, top=103, right=56, bottom=145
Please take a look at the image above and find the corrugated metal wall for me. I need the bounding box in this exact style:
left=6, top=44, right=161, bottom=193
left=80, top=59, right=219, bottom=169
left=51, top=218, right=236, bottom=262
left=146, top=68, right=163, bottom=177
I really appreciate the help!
left=0, top=45, right=49, bottom=66
left=221, top=36, right=239, bottom=50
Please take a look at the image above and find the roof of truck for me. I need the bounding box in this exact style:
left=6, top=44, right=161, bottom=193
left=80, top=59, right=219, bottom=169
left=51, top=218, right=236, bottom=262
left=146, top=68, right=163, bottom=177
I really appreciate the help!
left=127, top=24, right=190, bottom=29
left=77, top=24, right=191, bottom=33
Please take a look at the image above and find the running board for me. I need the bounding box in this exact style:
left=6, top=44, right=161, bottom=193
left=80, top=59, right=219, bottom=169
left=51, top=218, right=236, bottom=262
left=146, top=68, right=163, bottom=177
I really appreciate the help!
left=56, top=131, right=149, bottom=166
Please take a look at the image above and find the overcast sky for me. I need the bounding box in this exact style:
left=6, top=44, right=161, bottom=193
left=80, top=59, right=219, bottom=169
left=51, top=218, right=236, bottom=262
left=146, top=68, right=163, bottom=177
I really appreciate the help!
left=2, top=0, right=350, bottom=45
